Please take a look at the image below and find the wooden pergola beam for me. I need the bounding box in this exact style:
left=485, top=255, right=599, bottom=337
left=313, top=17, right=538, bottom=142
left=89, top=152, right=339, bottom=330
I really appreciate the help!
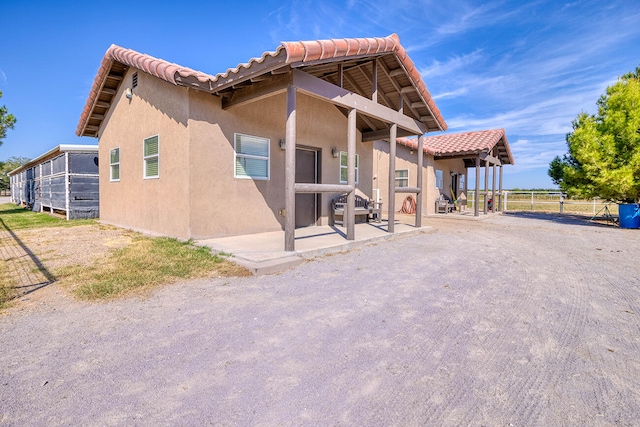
left=361, top=128, right=415, bottom=142
left=480, top=152, right=502, bottom=166
left=342, top=73, right=381, bottom=132
left=294, top=183, right=353, bottom=193
left=222, top=74, right=291, bottom=110
left=292, top=69, right=425, bottom=135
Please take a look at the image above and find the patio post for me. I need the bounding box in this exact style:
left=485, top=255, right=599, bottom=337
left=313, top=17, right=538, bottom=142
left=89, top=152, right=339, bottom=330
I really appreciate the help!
left=483, top=159, right=489, bottom=214
left=346, top=108, right=356, bottom=240
left=498, top=165, right=503, bottom=212
left=284, top=86, right=297, bottom=251
left=492, top=162, right=497, bottom=213
left=415, top=134, right=424, bottom=227
left=475, top=156, right=480, bottom=217
left=388, top=124, right=397, bottom=232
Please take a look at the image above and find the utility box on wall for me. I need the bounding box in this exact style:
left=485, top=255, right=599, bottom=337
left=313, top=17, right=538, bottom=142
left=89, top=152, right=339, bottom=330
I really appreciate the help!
left=8, top=145, right=99, bottom=220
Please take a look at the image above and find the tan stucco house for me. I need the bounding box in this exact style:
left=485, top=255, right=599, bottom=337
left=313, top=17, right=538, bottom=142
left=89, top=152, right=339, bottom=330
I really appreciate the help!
left=76, top=34, right=447, bottom=250
left=373, top=129, right=514, bottom=216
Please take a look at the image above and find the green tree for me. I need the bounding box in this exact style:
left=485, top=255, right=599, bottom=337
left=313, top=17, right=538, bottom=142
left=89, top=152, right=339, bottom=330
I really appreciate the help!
left=549, top=66, right=640, bottom=203
left=0, top=91, right=17, bottom=145
left=0, top=156, right=30, bottom=192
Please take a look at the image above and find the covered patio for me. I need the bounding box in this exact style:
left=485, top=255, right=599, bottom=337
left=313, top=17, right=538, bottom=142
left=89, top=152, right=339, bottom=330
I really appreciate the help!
left=426, top=129, right=514, bottom=216
left=197, top=218, right=427, bottom=275
left=206, top=34, right=447, bottom=250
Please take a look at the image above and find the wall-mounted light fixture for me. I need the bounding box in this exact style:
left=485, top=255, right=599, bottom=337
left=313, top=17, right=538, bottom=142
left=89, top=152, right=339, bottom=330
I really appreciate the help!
left=125, top=88, right=133, bottom=100
left=331, top=147, right=339, bottom=158
left=279, top=139, right=286, bottom=150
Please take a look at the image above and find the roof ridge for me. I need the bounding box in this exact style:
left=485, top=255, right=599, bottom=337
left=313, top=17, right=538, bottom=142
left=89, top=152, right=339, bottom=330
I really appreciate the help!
left=78, top=34, right=447, bottom=136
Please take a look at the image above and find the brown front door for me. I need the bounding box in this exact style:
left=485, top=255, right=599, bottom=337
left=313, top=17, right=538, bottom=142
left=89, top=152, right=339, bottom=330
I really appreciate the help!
left=295, top=148, right=318, bottom=228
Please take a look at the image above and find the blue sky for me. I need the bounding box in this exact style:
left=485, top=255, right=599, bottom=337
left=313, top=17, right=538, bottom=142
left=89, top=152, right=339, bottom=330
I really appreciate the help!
left=1, top=0, right=639, bottom=188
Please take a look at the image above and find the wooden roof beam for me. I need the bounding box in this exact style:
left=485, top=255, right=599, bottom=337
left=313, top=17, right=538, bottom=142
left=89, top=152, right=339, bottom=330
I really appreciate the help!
left=378, top=60, right=423, bottom=121
left=292, top=70, right=425, bottom=135
left=223, top=73, right=291, bottom=110
left=358, top=63, right=394, bottom=110
left=341, top=73, right=382, bottom=131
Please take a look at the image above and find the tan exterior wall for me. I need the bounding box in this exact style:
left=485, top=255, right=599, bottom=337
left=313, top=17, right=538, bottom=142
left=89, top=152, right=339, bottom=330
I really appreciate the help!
left=98, top=70, right=191, bottom=238
left=433, top=158, right=469, bottom=203
left=373, top=141, right=468, bottom=215
left=97, top=69, right=374, bottom=239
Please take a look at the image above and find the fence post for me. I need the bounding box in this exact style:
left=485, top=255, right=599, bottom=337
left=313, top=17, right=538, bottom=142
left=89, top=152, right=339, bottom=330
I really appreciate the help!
left=531, top=191, right=534, bottom=212
left=560, top=193, right=564, bottom=214
left=504, top=191, right=508, bottom=212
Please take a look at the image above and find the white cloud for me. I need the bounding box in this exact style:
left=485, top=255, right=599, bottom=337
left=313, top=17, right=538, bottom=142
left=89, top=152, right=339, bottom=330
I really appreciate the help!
left=420, top=49, right=484, bottom=79
left=433, top=88, right=468, bottom=100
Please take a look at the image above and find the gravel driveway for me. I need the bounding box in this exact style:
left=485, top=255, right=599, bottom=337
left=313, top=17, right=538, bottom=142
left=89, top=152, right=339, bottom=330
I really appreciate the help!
left=2, top=213, right=640, bottom=426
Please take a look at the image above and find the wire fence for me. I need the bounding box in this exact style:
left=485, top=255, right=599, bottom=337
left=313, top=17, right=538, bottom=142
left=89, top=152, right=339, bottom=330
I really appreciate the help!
left=467, top=191, right=618, bottom=216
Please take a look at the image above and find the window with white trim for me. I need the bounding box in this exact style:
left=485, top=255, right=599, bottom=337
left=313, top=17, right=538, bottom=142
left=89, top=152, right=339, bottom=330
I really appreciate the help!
left=143, top=135, right=159, bottom=179
left=395, top=169, right=409, bottom=188
left=110, top=148, right=120, bottom=181
left=459, top=174, right=465, bottom=191
left=339, top=151, right=359, bottom=184
left=234, top=133, right=270, bottom=180
left=435, top=169, right=443, bottom=189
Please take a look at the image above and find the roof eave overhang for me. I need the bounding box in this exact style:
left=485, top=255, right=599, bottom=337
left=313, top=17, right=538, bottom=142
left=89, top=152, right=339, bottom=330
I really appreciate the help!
left=77, top=34, right=447, bottom=139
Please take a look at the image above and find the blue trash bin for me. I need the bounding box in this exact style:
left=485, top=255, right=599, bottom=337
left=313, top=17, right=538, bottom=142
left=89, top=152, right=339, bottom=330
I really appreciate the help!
left=618, top=203, right=640, bottom=229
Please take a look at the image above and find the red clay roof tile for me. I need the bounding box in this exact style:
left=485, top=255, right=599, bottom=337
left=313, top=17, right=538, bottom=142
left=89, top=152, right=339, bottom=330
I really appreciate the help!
left=397, top=129, right=514, bottom=165
left=78, top=34, right=447, bottom=136
left=397, top=137, right=437, bottom=155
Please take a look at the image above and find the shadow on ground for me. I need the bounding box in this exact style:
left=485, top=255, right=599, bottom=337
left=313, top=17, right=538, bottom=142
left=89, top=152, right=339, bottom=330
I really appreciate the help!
left=0, top=216, right=56, bottom=302
left=503, top=211, right=619, bottom=228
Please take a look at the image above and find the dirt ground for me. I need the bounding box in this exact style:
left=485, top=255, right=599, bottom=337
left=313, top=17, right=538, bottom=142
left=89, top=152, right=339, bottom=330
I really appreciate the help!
left=16, top=224, right=134, bottom=270
left=0, top=223, right=136, bottom=306
left=1, top=212, right=640, bottom=425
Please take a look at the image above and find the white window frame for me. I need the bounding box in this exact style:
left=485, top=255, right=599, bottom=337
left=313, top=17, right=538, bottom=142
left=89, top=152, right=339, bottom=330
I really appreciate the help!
left=143, top=135, right=160, bottom=179
left=459, top=174, right=465, bottom=191
left=395, top=169, right=409, bottom=188
left=234, top=133, right=270, bottom=180
left=435, top=169, right=443, bottom=189
left=110, top=147, right=120, bottom=182
left=339, top=151, right=359, bottom=184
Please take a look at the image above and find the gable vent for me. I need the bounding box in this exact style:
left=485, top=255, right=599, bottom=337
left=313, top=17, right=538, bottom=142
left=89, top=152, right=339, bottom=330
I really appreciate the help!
left=132, top=72, right=138, bottom=88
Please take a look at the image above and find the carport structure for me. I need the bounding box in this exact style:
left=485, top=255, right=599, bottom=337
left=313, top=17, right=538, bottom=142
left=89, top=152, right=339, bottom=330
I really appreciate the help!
left=426, top=129, right=514, bottom=215
left=209, top=34, right=447, bottom=250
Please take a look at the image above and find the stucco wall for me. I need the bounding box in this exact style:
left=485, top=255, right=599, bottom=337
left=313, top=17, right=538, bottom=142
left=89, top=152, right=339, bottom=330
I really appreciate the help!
left=373, top=141, right=469, bottom=215
left=187, top=90, right=372, bottom=238
left=98, top=69, right=191, bottom=238
left=97, top=69, right=374, bottom=239
left=433, top=158, right=469, bottom=202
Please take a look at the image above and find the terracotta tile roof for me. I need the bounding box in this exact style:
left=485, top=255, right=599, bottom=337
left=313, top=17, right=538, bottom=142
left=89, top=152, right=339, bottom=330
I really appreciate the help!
left=397, top=129, right=514, bottom=165
left=76, top=45, right=225, bottom=136
left=281, top=34, right=445, bottom=131
left=77, top=34, right=446, bottom=137
left=397, top=137, right=436, bottom=155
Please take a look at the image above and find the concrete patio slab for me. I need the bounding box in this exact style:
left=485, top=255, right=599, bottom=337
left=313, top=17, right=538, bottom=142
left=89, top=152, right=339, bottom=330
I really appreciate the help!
left=197, top=220, right=431, bottom=275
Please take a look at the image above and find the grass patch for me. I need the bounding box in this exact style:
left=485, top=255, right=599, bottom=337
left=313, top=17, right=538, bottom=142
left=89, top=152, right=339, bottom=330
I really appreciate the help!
left=57, top=235, right=250, bottom=300
left=1, top=203, right=249, bottom=306
left=0, top=203, right=96, bottom=230
left=0, top=261, right=15, bottom=310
